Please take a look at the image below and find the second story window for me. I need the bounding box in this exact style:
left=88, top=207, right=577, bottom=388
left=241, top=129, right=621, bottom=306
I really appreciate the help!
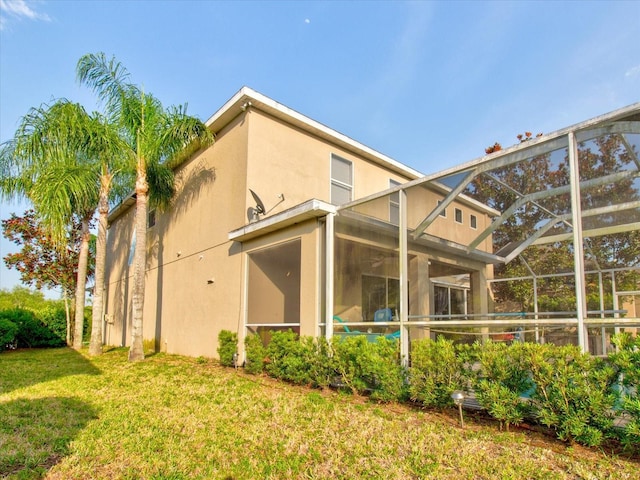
left=331, top=154, right=353, bottom=205
left=438, top=200, right=447, bottom=218
left=454, top=208, right=463, bottom=224
left=148, top=208, right=156, bottom=228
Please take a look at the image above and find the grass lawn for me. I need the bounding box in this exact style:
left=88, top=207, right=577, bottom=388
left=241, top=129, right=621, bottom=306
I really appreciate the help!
left=0, top=348, right=637, bottom=479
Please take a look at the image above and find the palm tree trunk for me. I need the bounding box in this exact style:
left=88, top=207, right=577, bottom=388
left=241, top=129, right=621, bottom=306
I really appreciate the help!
left=89, top=174, right=111, bottom=356
left=128, top=171, right=148, bottom=361
left=72, top=216, right=91, bottom=349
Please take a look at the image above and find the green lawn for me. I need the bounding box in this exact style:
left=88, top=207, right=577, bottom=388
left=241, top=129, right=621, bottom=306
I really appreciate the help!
left=0, top=348, right=637, bottom=479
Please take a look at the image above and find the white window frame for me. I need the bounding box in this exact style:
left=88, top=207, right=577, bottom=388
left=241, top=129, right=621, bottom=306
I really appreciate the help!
left=470, top=214, right=478, bottom=230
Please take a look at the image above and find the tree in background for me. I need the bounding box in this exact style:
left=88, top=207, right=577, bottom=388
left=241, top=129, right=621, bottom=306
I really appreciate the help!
left=2, top=210, right=93, bottom=344
left=78, top=52, right=214, bottom=361
left=0, top=286, right=51, bottom=312
left=471, top=132, right=639, bottom=312
left=0, top=287, right=71, bottom=349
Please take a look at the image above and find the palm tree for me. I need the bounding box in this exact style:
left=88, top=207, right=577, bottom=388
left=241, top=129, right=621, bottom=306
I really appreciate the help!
left=0, top=100, right=117, bottom=348
left=77, top=53, right=213, bottom=361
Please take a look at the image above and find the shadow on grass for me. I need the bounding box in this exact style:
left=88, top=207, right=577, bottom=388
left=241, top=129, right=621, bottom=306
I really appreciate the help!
left=0, top=396, right=97, bottom=478
left=0, top=348, right=101, bottom=396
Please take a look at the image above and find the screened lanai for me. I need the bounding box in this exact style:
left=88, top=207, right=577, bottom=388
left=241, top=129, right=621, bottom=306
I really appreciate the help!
left=326, top=103, right=640, bottom=359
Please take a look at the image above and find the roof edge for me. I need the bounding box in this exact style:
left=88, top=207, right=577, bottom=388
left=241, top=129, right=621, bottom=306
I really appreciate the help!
left=206, top=87, right=424, bottom=180
left=229, top=198, right=336, bottom=242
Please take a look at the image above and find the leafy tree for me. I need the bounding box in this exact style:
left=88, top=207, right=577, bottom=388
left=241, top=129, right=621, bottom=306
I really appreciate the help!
left=77, top=52, right=214, bottom=361
left=2, top=211, right=92, bottom=344
left=470, top=132, right=639, bottom=312
left=0, top=286, right=55, bottom=311
left=2, top=210, right=81, bottom=295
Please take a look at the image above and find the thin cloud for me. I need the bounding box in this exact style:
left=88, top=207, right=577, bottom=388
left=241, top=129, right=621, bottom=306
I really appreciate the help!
left=625, top=65, right=640, bottom=78
left=0, top=0, right=51, bottom=30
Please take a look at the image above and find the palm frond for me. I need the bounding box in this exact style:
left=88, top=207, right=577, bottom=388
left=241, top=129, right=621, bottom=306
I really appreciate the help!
left=77, top=53, right=131, bottom=116
left=163, top=107, right=214, bottom=168
left=0, top=140, right=30, bottom=200
left=146, top=162, right=175, bottom=211
left=29, top=164, right=100, bottom=245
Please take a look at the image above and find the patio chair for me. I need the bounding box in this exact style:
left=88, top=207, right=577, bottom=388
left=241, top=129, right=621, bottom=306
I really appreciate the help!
left=373, top=308, right=400, bottom=341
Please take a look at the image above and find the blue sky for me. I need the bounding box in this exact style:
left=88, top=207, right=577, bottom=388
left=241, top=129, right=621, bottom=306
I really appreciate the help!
left=1, top=0, right=639, bottom=296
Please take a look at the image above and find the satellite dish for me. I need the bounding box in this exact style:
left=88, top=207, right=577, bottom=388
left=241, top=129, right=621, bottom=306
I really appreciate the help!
left=249, top=189, right=266, bottom=214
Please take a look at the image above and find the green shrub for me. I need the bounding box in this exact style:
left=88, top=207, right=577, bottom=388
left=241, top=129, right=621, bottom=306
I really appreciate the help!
left=264, top=330, right=335, bottom=387
left=304, top=336, right=337, bottom=389
left=39, top=306, right=67, bottom=344
left=82, top=306, right=92, bottom=342
left=244, top=333, right=266, bottom=375
left=472, top=341, right=533, bottom=430
left=263, top=331, right=338, bottom=387
left=0, top=308, right=65, bottom=348
left=609, top=333, right=640, bottom=451
left=409, top=336, right=467, bottom=408
left=217, top=330, right=238, bottom=367
left=265, top=330, right=309, bottom=383
left=0, top=317, right=18, bottom=351
left=617, top=397, right=640, bottom=452
left=333, top=335, right=406, bottom=402
left=526, top=343, right=617, bottom=446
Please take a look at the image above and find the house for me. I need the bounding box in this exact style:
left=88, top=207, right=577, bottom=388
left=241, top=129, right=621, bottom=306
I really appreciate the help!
left=102, top=87, right=497, bottom=359
left=104, top=89, right=640, bottom=359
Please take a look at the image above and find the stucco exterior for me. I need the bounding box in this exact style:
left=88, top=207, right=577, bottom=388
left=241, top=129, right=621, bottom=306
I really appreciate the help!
left=102, top=87, right=495, bottom=358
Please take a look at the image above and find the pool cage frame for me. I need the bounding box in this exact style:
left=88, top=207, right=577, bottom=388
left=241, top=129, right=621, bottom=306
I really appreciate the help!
left=324, top=103, right=640, bottom=360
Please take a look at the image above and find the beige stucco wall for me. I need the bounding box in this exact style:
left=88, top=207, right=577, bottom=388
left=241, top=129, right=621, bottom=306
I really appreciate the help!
left=104, top=113, right=250, bottom=357
left=244, top=109, right=412, bottom=216
left=103, top=104, right=418, bottom=359
left=405, top=184, right=493, bottom=252
left=348, top=182, right=494, bottom=254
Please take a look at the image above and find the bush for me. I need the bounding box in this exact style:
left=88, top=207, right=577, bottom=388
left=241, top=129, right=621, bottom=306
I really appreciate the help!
left=217, top=330, right=238, bottom=367
left=526, top=343, right=617, bottom=446
left=243, top=329, right=632, bottom=449
left=264, top=330, right=334, bottom=387
left=409, top=336, right=467, bottom=408
left=39, top=306, right=67, bottom=345
left=0, top=308, right=65, bottom=348
left=265, top=330, right=309, bottom=383
left=609, top=333, right=640, bottom=451
left=333, top=335, right=406, bottom=402
left=262, top=331, right=337, bottom=388
left=0, top=317, right=18, bottom=351
left=304, top=336, right=337, bottom=389
left=471, top=341, right=533, bottom=430
left=244, top=333, right=266, bottom=375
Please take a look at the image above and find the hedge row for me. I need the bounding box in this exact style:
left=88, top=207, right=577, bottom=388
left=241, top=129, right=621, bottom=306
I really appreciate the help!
left=218, top=330, right=639, bottom=450
left=0, top=307, right=68, bottom=350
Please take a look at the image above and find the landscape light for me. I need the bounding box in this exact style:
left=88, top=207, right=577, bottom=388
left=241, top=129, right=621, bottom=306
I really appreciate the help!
left=451, top=390, right=465, bottom=428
